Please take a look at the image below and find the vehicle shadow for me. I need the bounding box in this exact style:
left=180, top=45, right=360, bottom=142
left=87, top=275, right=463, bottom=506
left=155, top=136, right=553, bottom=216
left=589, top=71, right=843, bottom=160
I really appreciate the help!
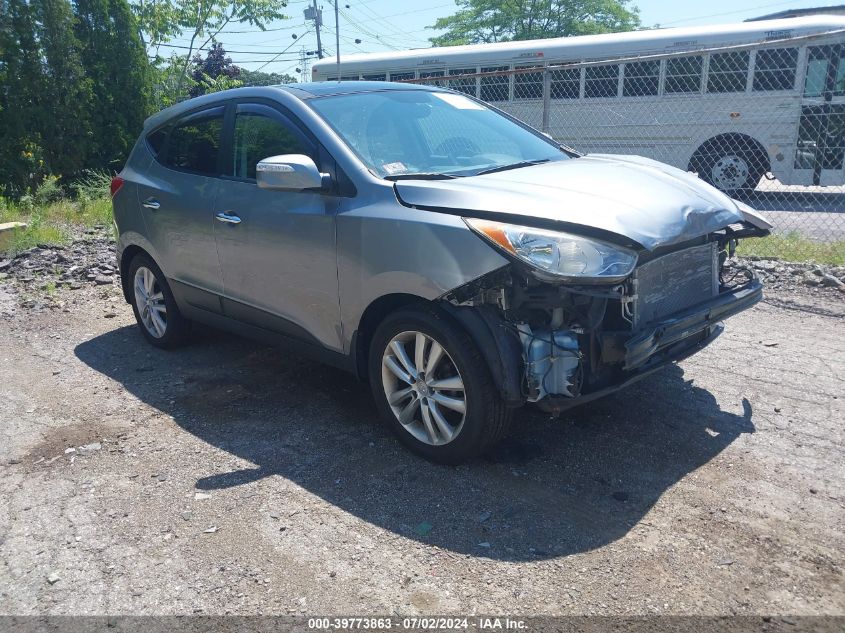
left=75, top=324, right=755, bottom=561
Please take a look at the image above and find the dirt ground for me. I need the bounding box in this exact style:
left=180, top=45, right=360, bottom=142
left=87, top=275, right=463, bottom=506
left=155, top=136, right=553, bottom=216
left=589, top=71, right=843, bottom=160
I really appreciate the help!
left=0, top=262, right=843, bottom=617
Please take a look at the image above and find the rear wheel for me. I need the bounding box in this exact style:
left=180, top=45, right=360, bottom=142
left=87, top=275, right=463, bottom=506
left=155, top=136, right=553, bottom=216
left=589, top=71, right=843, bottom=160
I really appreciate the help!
left=369, top=306, right=512, bottom=464
left=690, top=138, right=767, bottom=195
left=128, top=253, right=189, bottom=349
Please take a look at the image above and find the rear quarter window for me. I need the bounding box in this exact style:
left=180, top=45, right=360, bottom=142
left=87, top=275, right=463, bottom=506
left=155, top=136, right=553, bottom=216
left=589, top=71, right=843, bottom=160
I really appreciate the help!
left=146, top=128, right=167, bottom=158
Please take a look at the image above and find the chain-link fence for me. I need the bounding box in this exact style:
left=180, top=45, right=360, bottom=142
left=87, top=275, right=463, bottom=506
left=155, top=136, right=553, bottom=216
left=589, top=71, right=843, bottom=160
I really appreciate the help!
left=398, top=35, right=845, bottom=263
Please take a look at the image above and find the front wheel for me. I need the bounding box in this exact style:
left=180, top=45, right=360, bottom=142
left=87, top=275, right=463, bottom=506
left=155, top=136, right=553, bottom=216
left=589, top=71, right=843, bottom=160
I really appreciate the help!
left=368, top=306, right=512, bottom=464
left=128, top=253, right=189, bottom=349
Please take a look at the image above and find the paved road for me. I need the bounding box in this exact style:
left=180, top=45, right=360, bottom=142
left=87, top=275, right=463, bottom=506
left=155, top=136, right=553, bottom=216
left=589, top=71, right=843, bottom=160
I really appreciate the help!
left=744, top=190, right=845, bottom=240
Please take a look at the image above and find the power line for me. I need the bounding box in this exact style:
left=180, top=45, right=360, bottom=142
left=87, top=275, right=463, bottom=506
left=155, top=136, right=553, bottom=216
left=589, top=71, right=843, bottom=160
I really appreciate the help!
left=149, top=56, right=310, bottom=63
left=254, top=27, right=313, bottom=71
left=335, top=6, right=402, bottom=50
left=154, top=43, right=305, bottom=55
left=658, top=0, right=815, bottom=26
left=353, top=2, right=450, bottom=38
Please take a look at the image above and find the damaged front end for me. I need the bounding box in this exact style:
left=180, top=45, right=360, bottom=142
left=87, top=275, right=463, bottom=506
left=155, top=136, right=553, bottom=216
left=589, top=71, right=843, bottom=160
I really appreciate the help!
left=440, top=221, right=766, bottom=414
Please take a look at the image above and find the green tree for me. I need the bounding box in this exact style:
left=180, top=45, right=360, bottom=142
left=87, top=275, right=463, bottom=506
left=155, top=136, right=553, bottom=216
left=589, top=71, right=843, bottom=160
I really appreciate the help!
left=74, top=0, right=153, bottom=172
left=0, top=0, right=48, bottom=194
left=239, top=68, right=297, bottom=86
left=429, top=0, right=640, bottom=46
left=132, top=1, right=289, bottom=90
left=36, top=0, right=94, bottom=180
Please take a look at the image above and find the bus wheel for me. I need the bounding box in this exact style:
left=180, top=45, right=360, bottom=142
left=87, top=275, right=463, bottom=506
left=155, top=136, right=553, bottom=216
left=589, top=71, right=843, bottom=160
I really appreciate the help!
left=689, top=136, right=768, bottom=196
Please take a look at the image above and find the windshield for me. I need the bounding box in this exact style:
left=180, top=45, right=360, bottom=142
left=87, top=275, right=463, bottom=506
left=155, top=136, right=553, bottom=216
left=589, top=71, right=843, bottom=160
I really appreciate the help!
left=308, top=89, right=568, bottom=178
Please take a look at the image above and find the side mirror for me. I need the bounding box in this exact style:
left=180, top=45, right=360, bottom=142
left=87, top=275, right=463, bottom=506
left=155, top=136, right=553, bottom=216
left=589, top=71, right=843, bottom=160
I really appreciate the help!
left=256, top=154, right=327, bottom=191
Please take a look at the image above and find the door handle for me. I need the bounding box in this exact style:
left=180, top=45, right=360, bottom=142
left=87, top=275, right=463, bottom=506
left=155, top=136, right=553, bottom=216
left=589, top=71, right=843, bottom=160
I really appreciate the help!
left=142, top=198, right=160, bottom=210
left=216, top=211, right=241, bottom=225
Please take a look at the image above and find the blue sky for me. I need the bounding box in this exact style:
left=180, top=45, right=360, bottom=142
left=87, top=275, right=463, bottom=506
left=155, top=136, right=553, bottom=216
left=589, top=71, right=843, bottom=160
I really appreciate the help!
left=153, top=1, right=843, bottom=79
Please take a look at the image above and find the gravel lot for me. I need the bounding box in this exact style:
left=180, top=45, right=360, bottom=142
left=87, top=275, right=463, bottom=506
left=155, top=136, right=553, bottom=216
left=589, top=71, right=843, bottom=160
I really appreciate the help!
left=0, top=235, right=843, bottom=617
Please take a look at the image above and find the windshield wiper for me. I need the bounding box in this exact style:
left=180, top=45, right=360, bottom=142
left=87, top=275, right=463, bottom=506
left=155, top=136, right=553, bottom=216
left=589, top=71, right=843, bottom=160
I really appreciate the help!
left=475, top=159, right=551, bottom=176
left=384, top=173, right=460, bottom=181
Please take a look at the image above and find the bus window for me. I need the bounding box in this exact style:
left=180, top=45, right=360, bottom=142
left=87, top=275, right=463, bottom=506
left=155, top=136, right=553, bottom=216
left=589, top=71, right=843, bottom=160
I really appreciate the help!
left=584, top=64, right=619, bottom=98
left=665, top=55, right=703, bottom=94
left=707, top=51, right=749, bottom=93
left=753, top=48, right=798, bottom=91
left=551, top=68, right=580, bottom=99
left=480, top=66, right=509, bottom=102
left=623, top=60, right=659, bottom=97
left=420, top=69, right=445, bottom=87
left=448, top=68, right=477, bottom=96
left=837, top=61, right=845, bottom=96
left=514, top=65, right=543, bottom=99
left=389, top=71, right=415, bottom=82
left=803, top=46, right=845, bottom=97
left=363, top=73, right=387, bottom=81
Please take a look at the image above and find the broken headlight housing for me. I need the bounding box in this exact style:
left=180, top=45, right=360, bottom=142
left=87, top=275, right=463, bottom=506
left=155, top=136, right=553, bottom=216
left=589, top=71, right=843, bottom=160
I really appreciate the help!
left=465, top=218, right=637, bottom=283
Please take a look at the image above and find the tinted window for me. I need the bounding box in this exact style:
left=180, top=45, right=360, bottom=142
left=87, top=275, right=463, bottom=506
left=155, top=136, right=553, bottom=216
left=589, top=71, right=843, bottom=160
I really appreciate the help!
left=584, top=65, right=619, bottom=98
left=480, top=66, right=509, bottom=102
left=232, top=112, right=309, bottom=180
left=363, top=73, right=386, bottom=81
left=665, top=56, right=703, bottom=94
left=165, top=110, right=224, bottom=175
left=707, top=51, right=749, bottom=93
left=147, top=128, right=167, bottom=157
left=753, top=48, right=798, bottom=91
left=551, top=68, right=580, bottom=99
left=389, top=71, right=415, bottom=81
left=623, top=60, right=659, bottom=96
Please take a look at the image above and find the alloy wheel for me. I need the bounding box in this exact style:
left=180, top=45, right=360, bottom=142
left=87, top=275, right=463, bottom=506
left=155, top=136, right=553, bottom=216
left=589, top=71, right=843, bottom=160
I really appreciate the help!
left=133, top=266, right=167, bottom=339
left=381, top=330, right=466, bottom=446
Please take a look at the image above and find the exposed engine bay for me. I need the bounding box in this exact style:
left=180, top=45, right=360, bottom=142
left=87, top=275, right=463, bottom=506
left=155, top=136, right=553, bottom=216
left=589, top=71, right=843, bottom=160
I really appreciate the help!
left=440, top=225, right=765, bottom=413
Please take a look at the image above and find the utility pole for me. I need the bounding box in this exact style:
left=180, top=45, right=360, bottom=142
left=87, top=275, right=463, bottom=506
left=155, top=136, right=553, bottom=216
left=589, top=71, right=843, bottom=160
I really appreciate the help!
left=304, top=0, right=323, bottom=59
left=334, top=1, right=340, bottom=81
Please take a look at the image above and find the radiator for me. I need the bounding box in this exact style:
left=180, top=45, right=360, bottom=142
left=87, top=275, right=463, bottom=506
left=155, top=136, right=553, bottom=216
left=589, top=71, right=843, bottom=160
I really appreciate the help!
left=632, top=242, right=719, bottom=328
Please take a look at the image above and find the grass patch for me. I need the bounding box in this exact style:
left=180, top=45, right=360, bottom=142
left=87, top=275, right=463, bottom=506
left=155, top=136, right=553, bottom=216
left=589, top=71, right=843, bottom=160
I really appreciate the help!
left=1, top=173, right=112, bottom=256
left=737, top=232, right=845, bottom=266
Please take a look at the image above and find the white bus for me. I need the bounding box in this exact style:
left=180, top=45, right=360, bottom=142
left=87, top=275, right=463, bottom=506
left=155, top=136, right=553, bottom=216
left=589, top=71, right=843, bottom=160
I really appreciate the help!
left=311, top=16, right=845, bottom=193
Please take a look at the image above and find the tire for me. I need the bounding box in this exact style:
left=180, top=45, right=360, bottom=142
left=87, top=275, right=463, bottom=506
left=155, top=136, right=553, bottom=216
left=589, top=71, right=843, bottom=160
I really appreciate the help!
left=127, top=253, right=189, bottom=349
left=690, top=139, right=767, bottom=196
left=368, top=305, right=512, bottom=464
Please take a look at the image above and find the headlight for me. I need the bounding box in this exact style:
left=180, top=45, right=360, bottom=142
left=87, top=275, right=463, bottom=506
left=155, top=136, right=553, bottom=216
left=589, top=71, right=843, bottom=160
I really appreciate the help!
left=465, top=218, right=637, bottom=283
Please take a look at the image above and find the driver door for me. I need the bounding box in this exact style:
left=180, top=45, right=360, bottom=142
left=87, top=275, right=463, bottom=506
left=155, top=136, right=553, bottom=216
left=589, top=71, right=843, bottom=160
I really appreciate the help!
left=212, top=103, right=342, bottom=351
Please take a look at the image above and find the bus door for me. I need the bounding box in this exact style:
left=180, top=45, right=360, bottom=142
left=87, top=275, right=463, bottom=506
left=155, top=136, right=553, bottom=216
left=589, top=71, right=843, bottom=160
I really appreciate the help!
left=796, top=44, right=845, bottom=185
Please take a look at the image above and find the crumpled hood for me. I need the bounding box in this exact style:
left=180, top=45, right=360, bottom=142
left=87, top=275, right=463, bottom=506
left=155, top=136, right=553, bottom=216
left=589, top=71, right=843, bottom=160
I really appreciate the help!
left=394, top=154, right=752, bottom=251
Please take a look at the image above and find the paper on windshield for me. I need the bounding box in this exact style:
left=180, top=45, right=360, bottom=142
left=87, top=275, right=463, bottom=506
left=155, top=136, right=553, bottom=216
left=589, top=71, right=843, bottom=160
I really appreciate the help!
left=432, top=93, right=486, bottom=110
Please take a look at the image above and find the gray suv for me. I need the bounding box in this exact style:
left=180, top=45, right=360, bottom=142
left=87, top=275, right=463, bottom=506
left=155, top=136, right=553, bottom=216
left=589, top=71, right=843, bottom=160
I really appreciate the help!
left=112, top=81, right=771, bottom=463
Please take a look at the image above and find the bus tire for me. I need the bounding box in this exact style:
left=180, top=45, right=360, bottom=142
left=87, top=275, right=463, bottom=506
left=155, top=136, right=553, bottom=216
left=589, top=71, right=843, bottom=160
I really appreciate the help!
left=689, top=134, right=769, bottom=196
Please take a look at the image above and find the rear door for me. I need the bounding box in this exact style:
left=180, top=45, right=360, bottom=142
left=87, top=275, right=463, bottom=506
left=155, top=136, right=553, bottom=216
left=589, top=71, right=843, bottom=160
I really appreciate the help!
left=136, top=107, right=225, bottom=310
left=212, top=102, right=342, bottom=351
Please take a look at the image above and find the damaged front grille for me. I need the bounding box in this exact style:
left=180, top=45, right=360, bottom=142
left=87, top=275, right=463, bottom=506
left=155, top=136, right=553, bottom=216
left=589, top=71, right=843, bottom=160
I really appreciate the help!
left=632, top=243, right=719, bottom=328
